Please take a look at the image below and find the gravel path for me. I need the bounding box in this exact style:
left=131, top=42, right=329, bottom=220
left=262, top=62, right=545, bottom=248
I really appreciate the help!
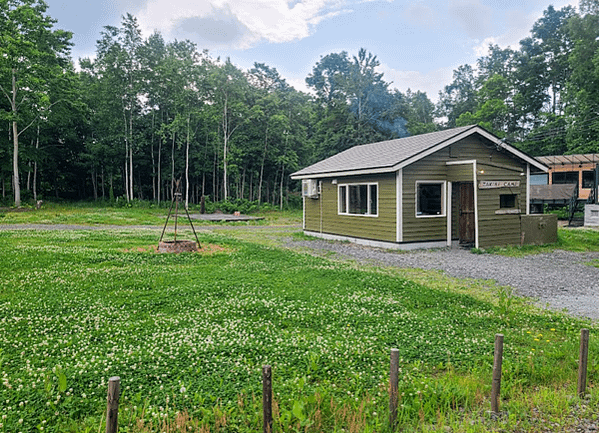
left=289, top=239, right=599, bottom=321
left=2, top=223, right=597, bottom=321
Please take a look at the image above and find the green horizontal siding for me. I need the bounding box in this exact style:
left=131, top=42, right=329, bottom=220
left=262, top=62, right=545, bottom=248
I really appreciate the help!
left=305, top=174, right=397, bottom=242
left=303, top=133, right=531, bottom=248
left=476, top=161, right=526, bottom=248
left=402, top=153, right=448, bottom=242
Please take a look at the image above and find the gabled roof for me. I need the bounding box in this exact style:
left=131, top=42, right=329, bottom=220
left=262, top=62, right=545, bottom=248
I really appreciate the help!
left=291, top=125, right=548, bottom=179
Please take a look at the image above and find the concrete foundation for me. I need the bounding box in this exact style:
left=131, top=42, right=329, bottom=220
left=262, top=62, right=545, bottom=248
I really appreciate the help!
left=585, top=204, right=599, bottom=227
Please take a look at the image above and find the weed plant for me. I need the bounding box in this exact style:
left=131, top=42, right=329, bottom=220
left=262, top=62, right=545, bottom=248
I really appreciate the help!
left=0, top=229, right=597, bottom=432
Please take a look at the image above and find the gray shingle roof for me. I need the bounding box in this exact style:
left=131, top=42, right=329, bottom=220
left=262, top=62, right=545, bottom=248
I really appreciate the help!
left=291, top=125, right=477, bottom=178
left=291, top=125, right=547, bottom=178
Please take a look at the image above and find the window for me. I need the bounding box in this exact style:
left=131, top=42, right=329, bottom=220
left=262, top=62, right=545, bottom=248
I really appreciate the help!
left=338, top=183, right=378, bottom=216
left=583, top=171, right=595, bottom=189
left=552, top=171, right=578, bottom=184
left=500, top=194, right=517, bottom=209
left=530, top=173, right=548, bottom=185
left=416, top=182, right=445, bottom=217
left=338, top=184, right=347, bottom=213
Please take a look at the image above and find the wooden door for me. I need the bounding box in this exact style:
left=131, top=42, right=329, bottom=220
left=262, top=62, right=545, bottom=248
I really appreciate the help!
left=459, top=183, right=475, bottom=245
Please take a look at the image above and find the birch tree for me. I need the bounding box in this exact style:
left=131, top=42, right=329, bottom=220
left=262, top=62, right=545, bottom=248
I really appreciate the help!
left=0, top=0, right=72, bottom=207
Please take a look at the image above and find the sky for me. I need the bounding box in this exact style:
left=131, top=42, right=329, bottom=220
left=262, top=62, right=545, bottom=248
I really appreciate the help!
left=45, top=0, right=580, bottom=101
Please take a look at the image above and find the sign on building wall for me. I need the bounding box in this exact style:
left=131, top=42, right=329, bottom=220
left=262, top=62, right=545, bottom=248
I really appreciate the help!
left=478, top=180, right=520, bottom=189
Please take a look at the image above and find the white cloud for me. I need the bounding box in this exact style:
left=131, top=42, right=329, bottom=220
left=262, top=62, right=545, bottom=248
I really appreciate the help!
left=378, top=63, right=455, bottom=103
left=134, top=0, right=347, bottom=49
left=286, top=76, right=314, bottom=94
left=448, top=0, right=493, bottom=39
left=404, top=2, right=439, bottom=28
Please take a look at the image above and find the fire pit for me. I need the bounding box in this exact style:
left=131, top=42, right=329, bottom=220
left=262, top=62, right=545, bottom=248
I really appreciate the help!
left=157, top=240, right=198, bottom=253
left=158, top=179, right=201, bottom=253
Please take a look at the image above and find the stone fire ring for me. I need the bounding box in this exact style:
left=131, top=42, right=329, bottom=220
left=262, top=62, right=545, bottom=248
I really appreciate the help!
left=158, top=240, right=199, bottom=253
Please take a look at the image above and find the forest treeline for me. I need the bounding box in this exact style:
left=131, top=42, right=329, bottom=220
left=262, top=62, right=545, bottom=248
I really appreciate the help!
left=1, top=0, right=599, bottom=207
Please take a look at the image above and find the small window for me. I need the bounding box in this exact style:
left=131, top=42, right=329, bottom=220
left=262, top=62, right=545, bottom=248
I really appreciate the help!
left=416, top=182, right=445, bottom=217
left=338, top=183, right=378, bottom=216
left=583, top=171, right=595, bottom=189
left=500, top=194, right=517, bottom=209
left=552, top=171, right=578, bottom=184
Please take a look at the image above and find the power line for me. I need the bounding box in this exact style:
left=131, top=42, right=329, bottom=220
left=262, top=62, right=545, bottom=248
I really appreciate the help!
left=521, top=114, right=599, bottom=142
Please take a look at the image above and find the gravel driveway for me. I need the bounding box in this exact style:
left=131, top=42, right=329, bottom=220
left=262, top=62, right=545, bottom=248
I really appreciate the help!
left=289, top=239, right=599, bottom=321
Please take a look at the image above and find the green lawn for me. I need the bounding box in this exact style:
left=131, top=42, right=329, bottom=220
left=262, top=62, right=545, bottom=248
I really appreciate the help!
left=0, top=222, right=597, bottom=432
left=0, top=202, right=302, bottom=227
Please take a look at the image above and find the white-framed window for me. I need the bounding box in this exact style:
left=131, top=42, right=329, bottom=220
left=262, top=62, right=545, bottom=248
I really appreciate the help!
left=416, top=181, right=446, bottom=217
left=338, top=183, right=378, bottom=216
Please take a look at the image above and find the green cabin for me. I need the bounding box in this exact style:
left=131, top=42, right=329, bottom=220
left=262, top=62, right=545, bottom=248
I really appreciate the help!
left=291, top=125, right=555, bottom=250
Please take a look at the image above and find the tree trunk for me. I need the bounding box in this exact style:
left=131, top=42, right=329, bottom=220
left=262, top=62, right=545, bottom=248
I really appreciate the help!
left=27, top=160, right=31, bottom=191
left=101, top=166, right=105, bottom=199
left=12, top=119, right=20, bottom=207
left=241, top=166, right=246, bottom=200
left=151, top=111, right=156, bottom=201
left=11, top=69, right=20, bottom=207
left=185, top=115, right=190, bottom=210
left=92, top=167, right=98, bottom=200
left=129, top=114, right=134, bottom=200
left=33, top=124, right=39, bottom=202
left=280, top=162, right=284, bottom=210
left=258, top=128, right=268, bottom=205
left=171, top=132, right=176, bottom=199
left=122, top=108, right=130, bottom=202
left=222, top=94, right=229, bottom=201
left=157, top=137, right=162, bottom=205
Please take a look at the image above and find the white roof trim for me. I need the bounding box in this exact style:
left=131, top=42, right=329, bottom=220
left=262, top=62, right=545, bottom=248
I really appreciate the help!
left=290, top=126, right=548, bottom=179
left=291, top=166, right=394, bottom=180
left=474, top=128, right=548, bottom=172
left=392, top=129, right=478, bottom=171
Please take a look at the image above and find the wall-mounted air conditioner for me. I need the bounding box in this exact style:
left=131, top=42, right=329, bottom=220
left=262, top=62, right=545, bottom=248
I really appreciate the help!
left=302, top=179, right=319, bottom=198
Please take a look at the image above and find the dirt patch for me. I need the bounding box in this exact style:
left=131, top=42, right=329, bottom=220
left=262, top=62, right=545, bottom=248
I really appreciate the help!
left=124, top=243, right=232, bottom=255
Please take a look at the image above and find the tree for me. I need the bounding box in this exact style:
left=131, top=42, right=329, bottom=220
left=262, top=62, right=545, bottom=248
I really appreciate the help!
left=306, top=48, right=409, bottom=158
left=93, top=14, right=144, bottom=202
left=209, top=59, right=251, bottom=201
left=564, top=6, right=599, bottom=153
left=404, top=89, right=437, bottom=135
left=306, top=52, right=351, bottom=104
left=520, top=5, right=575, bottom=117
left=437, top=64, right=477, bottom=128
left=0, top=0, right=72, bottom=207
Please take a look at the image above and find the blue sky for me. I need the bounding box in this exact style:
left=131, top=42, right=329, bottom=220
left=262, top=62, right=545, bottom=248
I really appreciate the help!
left=45, top=0, right=579, bottom=101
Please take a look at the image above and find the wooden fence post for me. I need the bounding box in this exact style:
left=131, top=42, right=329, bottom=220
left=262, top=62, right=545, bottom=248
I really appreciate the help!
left=491, top=334, right=504, bottom=414
left=263, top=365, right=273, bottom=433
left=106, top=376, right=121, bottom=433
left=389, top=348, right=399, bottom=431
left=578, top=328, right=590, bottom=398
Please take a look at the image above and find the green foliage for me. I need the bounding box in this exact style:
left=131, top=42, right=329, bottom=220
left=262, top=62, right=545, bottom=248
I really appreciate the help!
left=0, top=0, right=74, bottom=207
left=4, top=2, right=599, bottom=213
left=0, top=228, right=596, bottom=432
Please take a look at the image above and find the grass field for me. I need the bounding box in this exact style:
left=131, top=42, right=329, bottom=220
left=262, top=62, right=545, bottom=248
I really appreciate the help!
left=0, top=202, right=302, bottom=227
left=0, top=207, right=598, bottom=432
